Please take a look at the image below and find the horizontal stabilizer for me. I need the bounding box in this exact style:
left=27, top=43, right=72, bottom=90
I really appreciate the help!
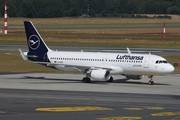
left=26, top=55, right=38, bottom=58
left=5, top=53, right=20, bottom=56
left=19, top=49, right=28, bottom=61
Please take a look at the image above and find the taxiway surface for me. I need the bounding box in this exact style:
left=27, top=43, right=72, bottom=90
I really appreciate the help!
left=0, top=73, right=180, bottom=95
left=0, top=73, right=180, bottom=120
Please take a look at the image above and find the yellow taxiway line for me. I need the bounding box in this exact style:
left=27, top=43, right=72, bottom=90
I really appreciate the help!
left=98, top=116, right=142, bottom=120
left=36, top=106, right=113, bottom=112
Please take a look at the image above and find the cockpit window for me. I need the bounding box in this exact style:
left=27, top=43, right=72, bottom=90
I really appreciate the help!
left=155, top=60, right=168, bottom=64
left=163, top=61, right=167, bottom=63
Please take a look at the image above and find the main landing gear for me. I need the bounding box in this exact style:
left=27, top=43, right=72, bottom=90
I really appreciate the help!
left=148, top=75, right=154, bottom=85
left=82, top=77, right=91, bottom=83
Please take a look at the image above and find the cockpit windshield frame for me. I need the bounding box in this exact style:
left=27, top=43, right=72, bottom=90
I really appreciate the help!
left=155, top=60, right=168, bottom=64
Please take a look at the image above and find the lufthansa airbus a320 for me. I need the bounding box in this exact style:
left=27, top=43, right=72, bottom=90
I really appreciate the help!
left=19, top=21, right=174, bottom=85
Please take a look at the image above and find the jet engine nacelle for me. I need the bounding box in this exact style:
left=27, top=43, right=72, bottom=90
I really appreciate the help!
left=90, top=69, right=110, bottom=81
left=125, top=75, right=144, bottom=80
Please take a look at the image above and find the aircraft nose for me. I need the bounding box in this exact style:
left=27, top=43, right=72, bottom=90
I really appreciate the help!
left=167, top=64, right=175, bottom=73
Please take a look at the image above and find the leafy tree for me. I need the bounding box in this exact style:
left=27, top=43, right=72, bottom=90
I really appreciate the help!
left=106, top=0, right=119, bottom=16
left=20, top=0, right=36, bottom=18
left=1, top=0, right=180, bottom=18
left=167, top=5, right=180, bottom=14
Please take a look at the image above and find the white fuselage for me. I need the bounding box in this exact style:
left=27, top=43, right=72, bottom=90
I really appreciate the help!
left=47, top=51, right=174, bottom=75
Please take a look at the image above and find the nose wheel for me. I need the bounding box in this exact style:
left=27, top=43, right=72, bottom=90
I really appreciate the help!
left=148, top=80, right=154, bottom=85
left=148, top=75, right=154, bottom=85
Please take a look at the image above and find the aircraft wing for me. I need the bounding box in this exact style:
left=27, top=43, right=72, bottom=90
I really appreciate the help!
left=46, top=63, right=113, bottom=72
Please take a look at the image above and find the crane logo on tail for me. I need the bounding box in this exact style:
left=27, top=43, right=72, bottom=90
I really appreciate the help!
left=28, top=35, right=40, bottom=50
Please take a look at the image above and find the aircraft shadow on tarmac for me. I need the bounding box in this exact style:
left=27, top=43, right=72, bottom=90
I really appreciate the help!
left=21, top=76, right=170, bottom=85
left=21, top=76, right=81, bottom=84
left=113, top=78, right=171, bottom=86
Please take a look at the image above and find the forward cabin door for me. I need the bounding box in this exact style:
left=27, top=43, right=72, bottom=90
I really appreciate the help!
left=143, top=56, right=150, bottom=68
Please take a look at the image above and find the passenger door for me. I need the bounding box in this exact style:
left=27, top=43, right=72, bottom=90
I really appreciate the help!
left=143, top=56, right=150, bottom=68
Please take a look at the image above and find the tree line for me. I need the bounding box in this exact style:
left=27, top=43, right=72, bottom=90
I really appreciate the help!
left=0, top=0, right=180, bottom=18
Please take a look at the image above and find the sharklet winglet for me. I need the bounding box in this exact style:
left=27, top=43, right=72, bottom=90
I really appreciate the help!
left=127, top=47, right=132, bottom=54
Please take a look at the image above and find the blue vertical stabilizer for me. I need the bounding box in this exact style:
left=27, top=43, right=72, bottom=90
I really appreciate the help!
left=24, top=21, right=51, bottom=62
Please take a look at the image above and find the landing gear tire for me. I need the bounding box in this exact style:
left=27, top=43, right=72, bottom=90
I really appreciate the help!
left=82, top=77, right=91, bottom=83
left=148, top=75, right=154, bottom=85
left=106, top=76, right=113, bottom=82
left=148, top=80, right=154, bottom=85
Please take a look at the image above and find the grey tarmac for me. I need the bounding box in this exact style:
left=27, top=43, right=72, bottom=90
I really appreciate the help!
left=0, top=73, right=180, bottom=120
left=0, top=73, right=180, bottom=95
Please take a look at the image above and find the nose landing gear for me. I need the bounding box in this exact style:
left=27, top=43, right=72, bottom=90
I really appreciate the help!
left=148, top=75, right=154, bottom=85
